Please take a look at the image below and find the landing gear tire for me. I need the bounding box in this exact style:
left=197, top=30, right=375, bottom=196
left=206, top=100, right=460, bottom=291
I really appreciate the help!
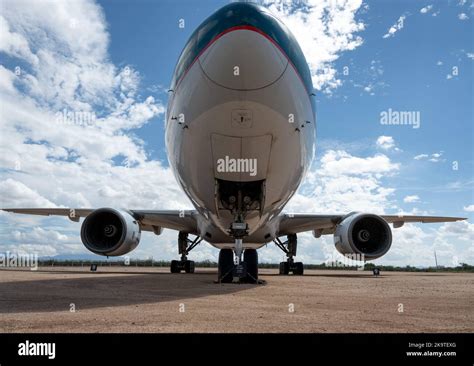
left=293, top=262, right=304, bottom=275
left=170, top=260, right=180, bottom=273
left=170, top=260, right=195, bottom=273
left=218, top=249, right=234, bottom=283
left=279, top=261, right=289, bottom=275
left=244, top=249, right=258, bottom=283
left=279, top=261, right=304, bottom=275
left=184, top=260, right=195, bottom=274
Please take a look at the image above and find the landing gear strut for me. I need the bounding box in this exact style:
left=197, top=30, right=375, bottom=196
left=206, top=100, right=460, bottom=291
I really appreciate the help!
left=170, top=232, right=203, bottom=273
left=217, top=221, right=259, bottom=283
left=273, top=234, right=304, bottom=275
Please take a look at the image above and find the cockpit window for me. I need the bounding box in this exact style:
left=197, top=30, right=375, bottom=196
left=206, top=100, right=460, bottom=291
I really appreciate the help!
left=170, top=3, right=313, bottom=93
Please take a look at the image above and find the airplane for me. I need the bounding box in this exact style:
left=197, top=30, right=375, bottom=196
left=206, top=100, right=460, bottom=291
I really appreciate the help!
left=2, top=3, right=466, bottom=283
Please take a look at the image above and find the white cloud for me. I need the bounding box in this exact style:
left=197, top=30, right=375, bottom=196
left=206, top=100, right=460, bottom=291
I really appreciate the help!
left=380, top=221, right=474, bottom=267
left=414, top=154, right=428, bottom=160
left=263, top=0, right=365, bottom=93
left=420, top=5, right=433, bottom=14
left=0, top=15, right=39, bottom=65
left=436, top=60, right=443, bottom=66
left=464, top=204, right=474, bottom=212
left=458, top=13, right=469, bottom=20
left=383, top=15, right=406, bottom=39
left=403, top=195, right=420, bottom=203
left=414, top=152, right=444, bottom=162
left=376, top=135, right=396, bottom=150
left=12, top=227, right=70, bottom=244
left=467, top=53, right=474, bottom=60
left=439, top=221, right=474, bottom=241
left=0, top=179, right=56, bottom=207
left=429, top=152, right=444, bottom=162
left=286, top=142, right=400, bottom=216
left=318, top=150, right=399, bottom=177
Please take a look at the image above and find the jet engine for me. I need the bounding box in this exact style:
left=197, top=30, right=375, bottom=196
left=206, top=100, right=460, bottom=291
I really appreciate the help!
left=80, top=208, right=141, bottom=256
left=334, top=213, right=392, bottom=260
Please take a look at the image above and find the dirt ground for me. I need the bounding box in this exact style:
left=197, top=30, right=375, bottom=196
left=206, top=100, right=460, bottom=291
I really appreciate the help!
left=0, top=267, right=472, bottom=333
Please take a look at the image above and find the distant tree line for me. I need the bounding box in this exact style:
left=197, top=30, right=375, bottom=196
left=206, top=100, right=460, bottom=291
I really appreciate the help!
left=35, top=259, right=474, bottom=272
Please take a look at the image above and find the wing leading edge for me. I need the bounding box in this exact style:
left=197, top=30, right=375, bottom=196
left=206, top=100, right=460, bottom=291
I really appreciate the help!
left=277, top=213, right=467, bottom=236
left=1, top=208, right=199, bottom=235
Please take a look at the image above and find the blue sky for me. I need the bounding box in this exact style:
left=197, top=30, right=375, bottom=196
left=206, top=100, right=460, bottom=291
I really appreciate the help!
left=0, top=0, right=472, bottom=266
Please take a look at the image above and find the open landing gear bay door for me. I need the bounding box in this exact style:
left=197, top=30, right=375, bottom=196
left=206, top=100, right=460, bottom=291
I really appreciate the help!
left=211, top=133, right=272, bottom=182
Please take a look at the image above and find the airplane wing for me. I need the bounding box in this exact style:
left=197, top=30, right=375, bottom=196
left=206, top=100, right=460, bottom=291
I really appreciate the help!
left=277, top=213, right=467, bottom=237
left=1, top=208, right=199, bottom=235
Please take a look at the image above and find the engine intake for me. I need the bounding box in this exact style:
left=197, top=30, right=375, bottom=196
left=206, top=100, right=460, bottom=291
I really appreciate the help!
left=80, top=208, right=141, bottom=256
left=334, top=213, right=392, bottom=260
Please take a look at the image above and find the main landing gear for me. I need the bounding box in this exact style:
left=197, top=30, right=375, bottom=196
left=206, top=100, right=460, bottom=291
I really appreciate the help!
left=217, top=222, right=259, bottom=284
left=273, top=234, right=304, bottom=275
left=170, top=232, right=203, bottom=273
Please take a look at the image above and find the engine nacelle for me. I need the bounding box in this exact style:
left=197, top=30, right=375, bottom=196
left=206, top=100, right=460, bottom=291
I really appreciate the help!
left=80, top=208, right=141, bottom=256
left=334, top=213, right=392, bottom=260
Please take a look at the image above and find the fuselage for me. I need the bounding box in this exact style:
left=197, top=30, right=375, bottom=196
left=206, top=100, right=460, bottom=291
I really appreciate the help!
left=165, top=3, right=316, bottom=248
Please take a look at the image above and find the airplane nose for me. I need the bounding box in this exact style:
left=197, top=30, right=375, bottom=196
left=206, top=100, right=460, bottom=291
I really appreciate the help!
left=199, top=27, right=288, bottom=90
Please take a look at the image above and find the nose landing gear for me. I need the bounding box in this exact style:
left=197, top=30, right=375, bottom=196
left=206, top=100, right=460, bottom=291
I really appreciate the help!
left=217, top=221, right=259, bottom=284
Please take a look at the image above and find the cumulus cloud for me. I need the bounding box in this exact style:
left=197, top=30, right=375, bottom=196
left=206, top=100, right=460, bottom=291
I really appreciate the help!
left=0, top=179, right=56, bottom=207
left=378, top=220, right=474, bottom=267
left=403, top=195, right=420, bottom=203
left=285, top=146, right=399, bottom=215
left=432, top=221, right=474, bottom=265
left=12, top=227, right=70, bottom=244
left=458, top=13, right=469, bottom=20
left=383, top=15, right=406, bottom=39
left=439, top=221, right=474, bottom=241
left=319, top=150, right=399, bottom=177
left=464, top=204, right=474, bottom=212
left=420, top=5, right=433, bottom=14
left=263, top=0, right=365, bottom=92
left=376, top=135, right=396, bottom=150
